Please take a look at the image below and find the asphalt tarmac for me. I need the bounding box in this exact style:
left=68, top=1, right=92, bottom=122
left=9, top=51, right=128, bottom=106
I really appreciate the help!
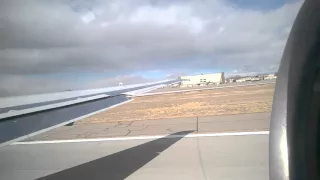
left=23, top=112, right=270, bottom=141
left=0, top=132, right=268, bottom=180
left=0, top=112, right=270, bottom=180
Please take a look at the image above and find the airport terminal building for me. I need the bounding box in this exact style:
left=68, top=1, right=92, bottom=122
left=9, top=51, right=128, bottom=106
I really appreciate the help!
left=179, top=73, right=225, bottom=87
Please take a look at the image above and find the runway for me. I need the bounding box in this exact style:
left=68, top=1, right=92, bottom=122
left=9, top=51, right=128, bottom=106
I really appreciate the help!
left=21, top=112, right=270, bottom=142
left=0, top=111, right=271, bottom=180
left=0, top=131, right=268, bottom=180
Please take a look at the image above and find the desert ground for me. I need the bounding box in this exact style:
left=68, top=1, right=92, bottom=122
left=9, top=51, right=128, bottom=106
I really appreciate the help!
left=76, top=84, right=275, bottom=124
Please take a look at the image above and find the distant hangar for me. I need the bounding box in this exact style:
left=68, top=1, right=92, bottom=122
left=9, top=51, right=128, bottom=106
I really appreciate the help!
left=179, top=73, right=225, bottom=87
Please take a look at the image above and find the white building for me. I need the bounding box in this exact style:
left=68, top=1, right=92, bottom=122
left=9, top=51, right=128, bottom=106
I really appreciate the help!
left=229, top=78, right=235, bottom=83
left=235, top=78, right=247, bottom=83
left=264, top=74, right=277, bottom=80
left=180, top=73, right=225, bottom=87
left=235, top=77, right=261, bottom=83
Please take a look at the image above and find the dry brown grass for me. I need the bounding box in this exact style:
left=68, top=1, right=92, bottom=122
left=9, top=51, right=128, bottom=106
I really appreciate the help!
left=76, top=84, right=275, bottom=124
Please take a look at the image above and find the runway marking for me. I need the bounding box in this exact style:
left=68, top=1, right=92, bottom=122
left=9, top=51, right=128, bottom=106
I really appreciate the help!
left=12, top=131, right=269, bottom=145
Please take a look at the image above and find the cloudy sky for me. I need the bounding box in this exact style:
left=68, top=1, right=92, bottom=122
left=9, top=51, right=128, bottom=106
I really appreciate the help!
left=0, top=0, right=302, bottom=96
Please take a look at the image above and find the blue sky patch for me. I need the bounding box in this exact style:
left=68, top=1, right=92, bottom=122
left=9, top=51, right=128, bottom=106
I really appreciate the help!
left=227, top=0, right=287, bottom=11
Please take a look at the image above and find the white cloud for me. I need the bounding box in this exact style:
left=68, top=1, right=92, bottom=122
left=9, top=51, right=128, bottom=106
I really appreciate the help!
left=129, top=5, right=206, bottom=34
left=81, top=11, right=96, bottom=23
left=0, top=0, right=303, bottom=96
left=0, top=75, right=80, bottom=97
left=87, top=75, right=152, bottom=89
left=217, top=26, right=224, bottom=33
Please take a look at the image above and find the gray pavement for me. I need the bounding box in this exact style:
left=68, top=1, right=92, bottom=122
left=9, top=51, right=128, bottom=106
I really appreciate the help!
left=25, top=112, right=270, bottom=141
left=128, top=135, right=268, bottom=180
left=0, top=138, right=153, bottom=180
left=0, top=133, right=269, bottom=180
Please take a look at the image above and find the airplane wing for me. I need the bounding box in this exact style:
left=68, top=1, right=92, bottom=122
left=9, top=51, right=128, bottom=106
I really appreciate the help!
left=0, top=79, right=178, bottom=147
